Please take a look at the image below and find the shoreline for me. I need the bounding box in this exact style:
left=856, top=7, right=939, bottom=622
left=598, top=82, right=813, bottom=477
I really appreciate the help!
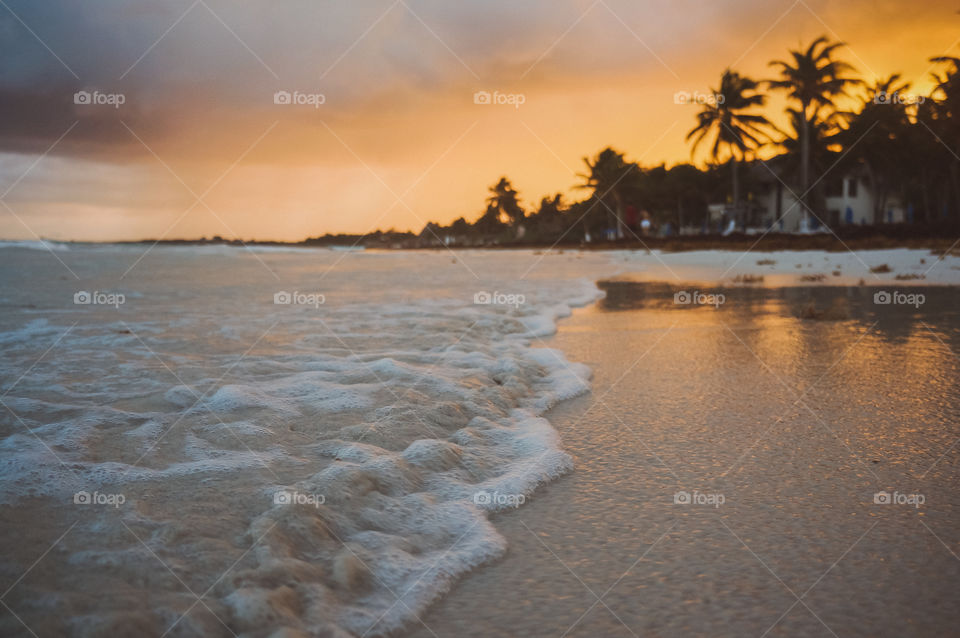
left=406, top=280, right=960, bottom=638
left=3, top=248, right=958, bottom=636
left=4, top=230, right=960, bottom=255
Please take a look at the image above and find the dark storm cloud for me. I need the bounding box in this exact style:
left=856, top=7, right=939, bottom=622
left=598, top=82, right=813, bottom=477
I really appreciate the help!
left=0, top=0, right=726, bottom=161
left=4, top=0, right=959, bottom=161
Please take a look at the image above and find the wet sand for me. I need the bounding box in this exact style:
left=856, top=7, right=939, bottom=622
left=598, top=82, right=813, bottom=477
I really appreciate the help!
left=409, top=283, right=960, bottom=637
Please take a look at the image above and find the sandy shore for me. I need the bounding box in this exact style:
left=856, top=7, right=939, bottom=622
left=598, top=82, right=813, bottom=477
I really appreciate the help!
left=408, top=282, right=960, bottom=637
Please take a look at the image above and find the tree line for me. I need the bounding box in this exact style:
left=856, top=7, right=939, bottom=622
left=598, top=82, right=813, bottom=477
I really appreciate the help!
left=420, top=36, right=960, bottom=245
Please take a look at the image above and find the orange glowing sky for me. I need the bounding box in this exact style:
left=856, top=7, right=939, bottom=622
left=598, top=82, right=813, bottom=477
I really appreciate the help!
left=1, top=0, right=958, bottom=241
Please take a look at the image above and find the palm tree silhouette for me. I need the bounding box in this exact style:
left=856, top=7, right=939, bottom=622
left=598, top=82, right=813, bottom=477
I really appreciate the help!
left=778, top=102, right=849, bottom=176
left=838, top=75, right=915, bottom=223
left=928, top=57, right=960, bottom=220
left=686, top=69, right=769, bottom=228
left=930, top=56, right=960, bottom=110
left=768, top=36, right=859, bottom=226
left=485, top=177, right=525, bottom=226
left=578, top=148, right=639, bottom=239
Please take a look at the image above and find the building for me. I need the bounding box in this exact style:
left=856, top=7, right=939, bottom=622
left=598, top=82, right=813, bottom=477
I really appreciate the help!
left=727, top=160, right=909, bottom=232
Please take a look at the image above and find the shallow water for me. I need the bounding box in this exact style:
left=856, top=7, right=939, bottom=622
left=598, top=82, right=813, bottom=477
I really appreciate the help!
left=0, top=245, right=614, bottom=637
left=2, top=245, right=958, bottom=637
left=410, top=282, right=960, bottom=637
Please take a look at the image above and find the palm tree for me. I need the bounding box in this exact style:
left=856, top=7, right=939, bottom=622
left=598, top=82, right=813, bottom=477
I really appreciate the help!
left=768, top=36, right=859, bottom=225
left=686, top=69, right=770, bottom=227
left=664, top=163, right=713, bottom=230
left=577, top=148, right=639, bottom=239
left=473, top=202, right=507, bottom=237
left=777, top=104, right=849, bottom=184
left=839, top=75, right=915, bottom=224
left=927, top=57, right=960, bottom=221
left=527, top=194, right=566, bottom=240
left=930, top=56, right=960, bottom=120
left=485, top=177, right=525, bottom=226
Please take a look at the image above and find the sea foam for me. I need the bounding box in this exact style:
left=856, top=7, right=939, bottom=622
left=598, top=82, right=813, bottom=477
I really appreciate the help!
left=0, top=246, right=609, bottom=637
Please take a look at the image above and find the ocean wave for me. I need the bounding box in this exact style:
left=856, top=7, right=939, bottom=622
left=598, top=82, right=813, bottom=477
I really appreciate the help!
left=0, top=249, right=608, bottom=637
left=0, top=239, right=72, bottom=251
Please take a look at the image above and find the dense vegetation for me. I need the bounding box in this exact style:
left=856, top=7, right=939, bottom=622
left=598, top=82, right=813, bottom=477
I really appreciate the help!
left=419, top=37, right=960, bottom=246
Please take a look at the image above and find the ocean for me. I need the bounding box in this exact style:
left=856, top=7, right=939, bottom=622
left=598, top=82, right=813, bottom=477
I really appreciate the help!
left=2, top=243, right=959, bottom=637
left=0, top=243, right=614, bottom=637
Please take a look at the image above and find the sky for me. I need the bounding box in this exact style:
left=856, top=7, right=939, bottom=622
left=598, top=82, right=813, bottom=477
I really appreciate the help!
left=1, top=0, right=959, bottom=241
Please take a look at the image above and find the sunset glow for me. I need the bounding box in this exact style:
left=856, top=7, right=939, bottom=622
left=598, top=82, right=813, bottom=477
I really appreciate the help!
left=3, top=0, right=959, bottom=241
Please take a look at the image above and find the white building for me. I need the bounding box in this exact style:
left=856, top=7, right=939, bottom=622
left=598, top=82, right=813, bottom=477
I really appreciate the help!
left=747, top=165, right=907, bottom=232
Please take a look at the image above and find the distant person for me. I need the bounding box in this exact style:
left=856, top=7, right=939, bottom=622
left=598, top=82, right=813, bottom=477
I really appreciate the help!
left=624, top=204, right=638, bottom=233
left=640, top=210, right=652, bottom=236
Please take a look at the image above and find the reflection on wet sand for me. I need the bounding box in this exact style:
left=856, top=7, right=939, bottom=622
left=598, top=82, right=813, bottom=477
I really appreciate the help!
left=599, top=280, right=959, bottom=344
left=411, top=280, right=960, bottom=638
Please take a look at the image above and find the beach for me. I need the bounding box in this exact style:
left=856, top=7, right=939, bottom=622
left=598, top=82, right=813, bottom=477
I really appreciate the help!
left=409, top=280, right=960, bottom=637
left=7, top=2, right=960, bottom=635
left=0, top=245, right=958, bottom=637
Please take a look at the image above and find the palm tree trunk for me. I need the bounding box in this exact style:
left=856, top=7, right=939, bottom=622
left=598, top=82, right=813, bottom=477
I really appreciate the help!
left=613, top=191, right=624, bottom=239
left=951, top=163, right=960, bottom=221
left=731, top=157, right=740, bottom=229
left=800, top=100, right=811, bottom=228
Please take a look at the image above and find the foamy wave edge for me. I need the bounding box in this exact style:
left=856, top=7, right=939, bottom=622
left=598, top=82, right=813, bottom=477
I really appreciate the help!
left=227, top=281, right=604, bottom=637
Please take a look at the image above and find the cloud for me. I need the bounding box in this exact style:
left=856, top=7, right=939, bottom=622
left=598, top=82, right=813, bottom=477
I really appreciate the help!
left=2, top=0, right=959, bottom=239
